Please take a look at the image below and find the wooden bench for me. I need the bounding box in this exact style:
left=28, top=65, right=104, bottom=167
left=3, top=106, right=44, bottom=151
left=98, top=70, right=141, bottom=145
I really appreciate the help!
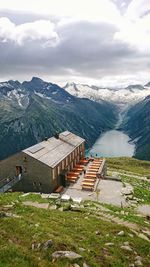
left=68, top=172, right=80, bottom=176
left=86, top=171, right=97, bottom=176
left=88, top=168, right=99, bottom=172
left=67, top=176, right=78, bottom=181
left=82, top=181, right=95, bottom=186
left=73, top=168, right=83, bottom=172
left=75, top=165, right=84, bottom=168
left=83, top=178, right=95, bottom=183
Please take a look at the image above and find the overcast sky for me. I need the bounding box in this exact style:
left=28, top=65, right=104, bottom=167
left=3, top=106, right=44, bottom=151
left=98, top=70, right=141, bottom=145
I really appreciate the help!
left=0, top=0, right=150, bottom=87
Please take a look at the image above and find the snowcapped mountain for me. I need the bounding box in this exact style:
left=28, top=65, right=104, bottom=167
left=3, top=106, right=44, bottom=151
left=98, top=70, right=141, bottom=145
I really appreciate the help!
left=0, top=77, right=74, bottom=109
left=64, top=82, right=150, bottom=106
left=0, top=77, right=117, bottom=160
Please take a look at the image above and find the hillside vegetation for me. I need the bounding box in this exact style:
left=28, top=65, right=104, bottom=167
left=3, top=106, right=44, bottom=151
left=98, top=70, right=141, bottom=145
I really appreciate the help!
left=0, top=157, right=150, bottom=267
left=122, top=96, right=150, bottom=161
left=0, top=78, right=117, bottom=160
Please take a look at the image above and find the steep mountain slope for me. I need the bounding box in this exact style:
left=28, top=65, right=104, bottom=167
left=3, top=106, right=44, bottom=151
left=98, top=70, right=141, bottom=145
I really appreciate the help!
left=64, top=82, right=150, bottom=106
left=122, top=96, right=150, bottom=160
left=0, top=78, right=117, bottom=160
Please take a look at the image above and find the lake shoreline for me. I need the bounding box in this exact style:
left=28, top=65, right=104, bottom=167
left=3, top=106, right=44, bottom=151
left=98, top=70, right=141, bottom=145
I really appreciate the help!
left=86, top=129, right=135, bottom=158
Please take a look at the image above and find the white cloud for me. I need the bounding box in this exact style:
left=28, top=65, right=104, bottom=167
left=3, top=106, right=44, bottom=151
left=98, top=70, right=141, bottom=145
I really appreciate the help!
left=0, top=17, right=59, bottom=45
left=114, top=6, right=150, bottom=52
left=0, top=0, right=121, bottom=24
left=0, top=0, right=150, bottom=86
left=125, top=0, right=150, bottom=20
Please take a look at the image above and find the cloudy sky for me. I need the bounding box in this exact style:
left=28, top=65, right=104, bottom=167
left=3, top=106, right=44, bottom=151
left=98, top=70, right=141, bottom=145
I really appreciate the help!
left=0, top=0, right=150, bottom=87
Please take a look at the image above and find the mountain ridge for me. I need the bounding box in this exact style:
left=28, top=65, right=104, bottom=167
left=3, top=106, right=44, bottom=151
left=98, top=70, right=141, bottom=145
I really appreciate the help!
left=64, top=81, right=150, bottom=106
left=0, top=77, right=117, bottom=160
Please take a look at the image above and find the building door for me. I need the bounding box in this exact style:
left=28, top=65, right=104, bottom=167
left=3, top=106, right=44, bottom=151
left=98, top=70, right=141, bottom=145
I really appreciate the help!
left=16, top=166, right=22, bottom=176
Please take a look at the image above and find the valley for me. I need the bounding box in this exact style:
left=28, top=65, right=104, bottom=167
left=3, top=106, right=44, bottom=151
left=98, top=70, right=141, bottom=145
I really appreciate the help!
left=0, top=77, right=150, bottom=161
left=0, top=78, right=117, bottom=160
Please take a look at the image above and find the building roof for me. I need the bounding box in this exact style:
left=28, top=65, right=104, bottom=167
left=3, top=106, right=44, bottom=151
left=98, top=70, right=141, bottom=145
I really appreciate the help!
left=23, top=131, right=85, bottom=168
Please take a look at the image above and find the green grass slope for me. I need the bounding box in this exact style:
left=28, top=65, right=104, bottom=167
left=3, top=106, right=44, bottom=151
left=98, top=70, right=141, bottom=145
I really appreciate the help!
left=0, top=192, right=150, bottom=267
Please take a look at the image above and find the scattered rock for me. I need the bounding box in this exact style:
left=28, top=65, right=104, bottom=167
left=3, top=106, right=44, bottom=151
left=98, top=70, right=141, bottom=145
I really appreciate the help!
left=83, top=263, right=90, bottom=267
left=95, top=230, right=100, bottom=235
left=121, top=185, right=133, bottom=195
left=49, top=205, right=57, bottom=210
left=58, top=207, right=64, bottom=211
left=49, top=193, right=60, bottom=199
left=105, top=243, right=114, bottom=246
left=4, top=212, right=21, bottom=218
left=117, top=230, right=125, bottom=236
left=128, top=233, right=134, bottom=238
left=72, top=197, right=82, bottom=204
left=129, top=264, right=135, bottom=267
left=121, top=245, right=133, bottom=252
left=71, top=264, right=80, bottom=267
left=20, top=193, right=30, bottom=197
left=31, top=243, right=36, bottom=250
left=42, top=240, right=53, bottom=250
left=3, top=204, right=14, bottom=209
left=41, top=194, right=51, bottom=199
left=61, top=194, right=71, bottom=201
left=70, top=205, right=82, bottom=212
left=52, top=251, right=82, bottom=260
left=23, top=201, right=49, bottom=209
left=124, top=241, right=129, bottom=246
left=135, top=260, right=143, bottom=266
left=79, top=247, right=86, bottom=252
left=135, top=256, right=142, bottom=261
left=138, top=233, right=150, bottom=242
left=120, top=211, right=125, bottom=215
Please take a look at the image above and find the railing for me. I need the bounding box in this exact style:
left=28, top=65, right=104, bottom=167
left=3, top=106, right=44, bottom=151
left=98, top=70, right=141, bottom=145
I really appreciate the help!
left=0, top=175, right=23, bottom=193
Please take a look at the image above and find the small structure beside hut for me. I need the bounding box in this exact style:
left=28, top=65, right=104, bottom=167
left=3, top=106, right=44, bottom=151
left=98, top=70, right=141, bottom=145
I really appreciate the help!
left=0, top=131, right=107, bottom=193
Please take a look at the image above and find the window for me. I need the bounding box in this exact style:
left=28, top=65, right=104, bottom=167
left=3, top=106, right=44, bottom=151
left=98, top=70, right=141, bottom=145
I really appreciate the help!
left=52, top=169, right=56, bottom=180
left=57, top=165, right=60, bottom=175
left=62, top=160, right=65, bottom=169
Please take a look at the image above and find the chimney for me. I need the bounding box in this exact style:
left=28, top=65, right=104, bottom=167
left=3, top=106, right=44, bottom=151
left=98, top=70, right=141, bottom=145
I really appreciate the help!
left=54, top=132, right=59, bottom=139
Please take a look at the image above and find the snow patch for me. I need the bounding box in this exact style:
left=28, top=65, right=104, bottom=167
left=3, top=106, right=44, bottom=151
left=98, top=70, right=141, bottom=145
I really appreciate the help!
left=35, top=91, right=51, bottom=100
left=64, top=83, right=150, bottom=105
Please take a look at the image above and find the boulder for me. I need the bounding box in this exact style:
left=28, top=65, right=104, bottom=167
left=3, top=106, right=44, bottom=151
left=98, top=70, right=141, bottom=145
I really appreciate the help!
left=121, top=245, right=132, bottom=252
left=135, top=260, right=143, bottom=266
left=49, top=205, right=57, bottom=210
left=61, top=194, right=71, bottom=201
left=117, top=230, right=125, bottom=236
left=42, top=240, right=53, bottom=250
left=49, top=193, right=60, bottom=199
left=72, top=197, right=82, bottom=204
left=121, top=186, right=133, bottom=195
left=52, top=251, right=82, bottom=260
left=105, top=243, right=114, bottom=246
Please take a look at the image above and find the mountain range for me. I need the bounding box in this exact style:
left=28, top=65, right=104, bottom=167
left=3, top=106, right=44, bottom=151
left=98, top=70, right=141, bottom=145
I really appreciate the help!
left=0, top=77, right=150, bottom=161
left=64, top=82, right=150, bottom=107
left=0, top=77, right=117, bottom=160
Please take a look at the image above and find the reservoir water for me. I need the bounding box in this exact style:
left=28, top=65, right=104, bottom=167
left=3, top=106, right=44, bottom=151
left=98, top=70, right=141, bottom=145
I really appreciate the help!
left=87, top=130, right=135, bottom=158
